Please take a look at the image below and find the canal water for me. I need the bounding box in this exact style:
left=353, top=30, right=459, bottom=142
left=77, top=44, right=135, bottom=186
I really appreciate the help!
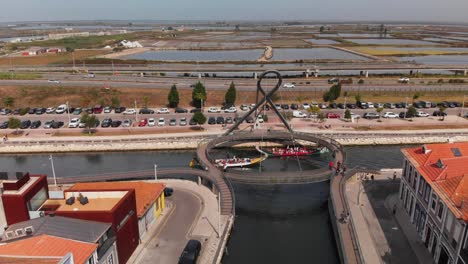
left=0, top=145, right=409, bottom=263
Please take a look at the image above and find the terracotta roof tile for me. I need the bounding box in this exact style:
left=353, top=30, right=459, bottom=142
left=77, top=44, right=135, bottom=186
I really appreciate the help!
left=0, top=256, right=61, bottom=264
left=0, top=235, right=96, bottom=264
left=68, top=181, right=165, bottom=217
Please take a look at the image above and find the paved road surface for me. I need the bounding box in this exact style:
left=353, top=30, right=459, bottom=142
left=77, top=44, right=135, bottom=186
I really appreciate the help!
left=133, top=188, right=202, bottom=264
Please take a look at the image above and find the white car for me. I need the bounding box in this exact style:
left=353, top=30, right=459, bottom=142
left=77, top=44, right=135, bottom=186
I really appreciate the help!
left=48, top=79, right=60, bottom=84
left=257, top=116, right=264, bottom=123
left=416, top=111, right=430, bottom=117
left=302, top=103, right=310, bottom=109
left=283, top=83, right=295, bottom=88
left=46, top=107, right=56, bottom=114
left=310, top=102, right=319, bottom=108
left=319, top=103, right=327, bottom=109
left=103, top=106, right=112, bottom=113
left=293, top=110, right=307, bottom=118
left=248, top=104, right=256, bottom=110
left=398, top=77, right=410, bottom=83
left=55, top=104, right=68, bottom=114
left=375, top=103, right=384, bottom=109
left=240, top=104, right=248, bottom=111
left=350, top=113, right=361, bottom=119
left=383, top=112, right=399, bottom=118
left=157, top=118, right=165, bottom=126
left=122, top=119, right=132, bottom=127
left=180, top=117, right=187, bottom=126
left=208, top=107, right=221, bottom=113
left=123, top=108, right=137, bottom=115
left=148, top=118, right=156, bottom=126
left=68, top=118, right=80, bottom=128
left=367, top=102, right=375, bottom=108
left=224, top=106, right=237, bottom=113
left=157, top=108, right=170, bottom=114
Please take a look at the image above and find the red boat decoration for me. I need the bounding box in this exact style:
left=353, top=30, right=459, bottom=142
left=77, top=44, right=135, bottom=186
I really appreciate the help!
left=265, top=146, right=325, bottom=157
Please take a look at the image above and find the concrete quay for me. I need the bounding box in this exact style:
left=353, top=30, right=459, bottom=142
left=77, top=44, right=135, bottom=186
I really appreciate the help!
left=330, top=169, right=434, bottom=264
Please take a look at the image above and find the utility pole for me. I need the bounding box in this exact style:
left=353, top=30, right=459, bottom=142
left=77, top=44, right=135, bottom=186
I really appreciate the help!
left=135, top=99, right=138, bottom=122
left=49, top=155, right=57, bottom=187
left=111, top=60, right=115, bottom=75
left=404, top=97, right=409, bottom=120
left=66, top=101, right=71, bottom=125
left=72, top=52, right=76, bottom=72
left=461, top=95, right=466, bottom=117
left=9, top=56, right=13, bottom=79
left=154, top=164, right=158, bottom=181
left=343, top=96, right=348, bottom=117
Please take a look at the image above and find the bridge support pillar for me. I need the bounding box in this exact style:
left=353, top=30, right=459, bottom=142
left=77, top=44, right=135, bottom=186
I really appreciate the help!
left=198, top=73, right=202, bottom=79
left=198, top=176, right=201, bottom=186
left=464, top=69, right=467, bottom=76
left=254, top=72, right=258, bottom=79
left=212, top=183, right=217, bottom=194
left=314, top=69, right=319, bottom=77
left=365, top=71, right=369, bottom=78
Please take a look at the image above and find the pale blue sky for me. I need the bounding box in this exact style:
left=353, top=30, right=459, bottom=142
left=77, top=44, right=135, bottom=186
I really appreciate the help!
left=1, top=0, right=468, bottom=23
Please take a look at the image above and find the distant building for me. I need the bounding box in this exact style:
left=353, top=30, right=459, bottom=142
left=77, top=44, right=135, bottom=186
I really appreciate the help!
left=46, top=47, right=65, bottom=54
left=0, top=172, right=49, bottom=227
left=39, top=189, right=139, bottom=264
left=21, top=47, right=46, bottom=56
left=68, top=181, right=166, bottom=239
left=48, top=32, right=90, bottom=40
left=120, top=40, right=143, bottom=48
left=399, top=143, right=468, bottom=264
left=2, top=215, right=118, bottom=264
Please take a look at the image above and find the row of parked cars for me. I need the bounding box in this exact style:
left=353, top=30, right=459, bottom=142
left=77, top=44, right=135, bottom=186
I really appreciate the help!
left=318, top=110, right=445, bottom=120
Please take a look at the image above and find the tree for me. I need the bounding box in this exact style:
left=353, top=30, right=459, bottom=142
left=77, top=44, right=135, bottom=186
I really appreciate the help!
left=354, top=94, right=362, bottom=103
left=412, top=92, right=421, bottom=103
left=344, top=109, right=351, bottom=119
left=168, top=84, right=179, bottom=108
left=111, top=97, right=120, bottom=108
left=8, top=117, right=20, bottom=132
left=81, top=113, right=99, bottom=134
left=3, top=97, right=14, bottom=108
left=323, top=84, right=341, bottom=102
left=407, top=106, right=417, bottom=117
left=225, top=82, right=237, bottom=105
left=65, top=47, right=74, bottom=53
left=192, top=112, right=206, bottom=128
left=376, top=107, right=384, bottom=118
left=307, top=106, right=320, bottom=121
left=142, top=96, right=150, bottom=108
left=439, top=106, right=447, bottom=121
left=192, top=81, right=207, bottom=108
left=320, top=26, right=325, bottom=33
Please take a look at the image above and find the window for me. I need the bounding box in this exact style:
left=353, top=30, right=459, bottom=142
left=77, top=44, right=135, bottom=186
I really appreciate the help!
left=418, top=177, right=425, bottom=195
left=445, top=211, right=453, bottom=233
left=107, top=254, right=114, bottom=264
left=27, top=187, right=48, bottom=211
left=453, top=221, right=462, bottom=249
left=412, top=172, right=418, bottom=189
left=431, top=194, right=438, bottom=211
left=88, top=256, right=95, bottom=264
left=400, top=184, right=405, bottom=200
left=424, top=185, right=431, bottom=203
left=437, top=204, right=444, bottom=219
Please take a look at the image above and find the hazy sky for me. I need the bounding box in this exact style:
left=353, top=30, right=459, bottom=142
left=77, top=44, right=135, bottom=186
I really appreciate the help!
left=1, top=0, right=468, bottom=23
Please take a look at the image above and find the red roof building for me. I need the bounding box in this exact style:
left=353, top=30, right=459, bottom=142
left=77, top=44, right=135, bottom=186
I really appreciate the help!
left=400, top=143, right=468, bottom=264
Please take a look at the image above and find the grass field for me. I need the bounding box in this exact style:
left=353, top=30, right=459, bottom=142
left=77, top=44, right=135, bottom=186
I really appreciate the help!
left=0, top=85, right=465, bottom=109
left=0, top=50, right=109, bottom=66
left=0, top=72, right=41, bottom=80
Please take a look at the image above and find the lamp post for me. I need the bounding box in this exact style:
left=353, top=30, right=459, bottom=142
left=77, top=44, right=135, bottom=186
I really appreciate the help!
left=49, top=155, right=57, bottom=187
left=154, top=164, right=158, bottom=181
left=134, top=99, right=138, bottom=122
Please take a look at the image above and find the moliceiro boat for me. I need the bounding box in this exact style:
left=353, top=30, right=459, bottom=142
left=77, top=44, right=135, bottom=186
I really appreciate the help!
left=266, top=146, right=327, bottom=157
left=215, top=156, right=265, bottom=169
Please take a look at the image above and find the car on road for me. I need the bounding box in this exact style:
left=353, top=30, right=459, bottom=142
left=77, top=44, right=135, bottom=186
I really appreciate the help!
left=175, top=107, right=188, bottom=113
left=180, top=117, right=187, bottom=126
left=51, top=121, right=64, bottom=129
left=148, top=118, right=156, bottom=127
left=169, top=118, right=177, bottom=126
left=382, top=112, right=398, bottom=118
left=164, top=187, right=174, bottom=197
left=139, top=108, right=155, bottom=114
left=326, top=113, right=340, bottom=119
left=103, top=106, right=112, bottom=113
left=398, top=77, right=410, bottom=83
left=283, top=83, right=295, bottom=88
left=432, top=110, right=447, bottom=117
left=208, top=117, right=216, bottom=125
left=364, top=112, right=380, bottom=119
left=157, top=118, right=165, bottom=126
left=399, top=112, right=415, bottom=118
left=68, top=118, right=81, bottom=128
left=111, top=120, right=122, bottom=127
left=30, top=120, right=41, bottom=129
left=157, top=108, right=170, bottom=114
left=101, top=118, right=112, bottom=128
left=178, top=239, right=201, bottom=264
left=114, top=106, right=126, bottom=114
left=216, top=116, right=224, bottom=124
left=416, top=111, right=430, bottom=117
left=72, top=108, right=82, bottom=115
left=190, top=108, right=203, bottom=113
left=122, top=119, right=132, bottom=127
left=47, top=79, right=61, bottom=84
left=138, top=118, right=148, bottom=127
left=208, top=107, right=221, bottom=113
left=224, top=106, right=237, bottom=113
left=0, top=121, right=8, bottom=129
left=20, top=120, right=31, bottom=129
left=46, top=107, right=56, bottom=114
left=123, top=108, right=137, bottom=115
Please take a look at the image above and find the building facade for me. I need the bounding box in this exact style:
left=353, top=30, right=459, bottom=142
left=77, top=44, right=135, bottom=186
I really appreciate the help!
left=399, top=143, right=468, bottom=264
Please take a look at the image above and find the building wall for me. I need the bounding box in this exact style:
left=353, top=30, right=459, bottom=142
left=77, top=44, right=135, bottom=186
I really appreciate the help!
left=98, top=242, right=118, bottom=264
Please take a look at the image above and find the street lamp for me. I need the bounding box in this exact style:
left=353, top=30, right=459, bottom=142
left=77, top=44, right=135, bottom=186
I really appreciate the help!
left=154, top=164, right=158, bottom=181
left=49, top=155, right=57, bottom=187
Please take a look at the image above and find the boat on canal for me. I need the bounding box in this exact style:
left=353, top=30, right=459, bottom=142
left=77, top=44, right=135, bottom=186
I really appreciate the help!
left=215, top=156, right=266, bottom=169
left=264, top=146, right=326, bottom=157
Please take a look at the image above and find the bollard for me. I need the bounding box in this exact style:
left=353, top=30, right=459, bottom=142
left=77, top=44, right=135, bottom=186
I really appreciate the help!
left=365, top=71, right=369, bottom=78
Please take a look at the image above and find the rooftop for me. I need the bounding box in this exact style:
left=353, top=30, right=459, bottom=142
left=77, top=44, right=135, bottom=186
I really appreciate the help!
left=41, top=198, right=121, bottom=212
left=0, top=234, right=97, bottom=264
left=2, top=215, right=111, bottom=243
left=403, top=142, right=468, bottom=221
left=0, top=256, right=62, bottom=264
left=68, top=181, right=165, bottom=217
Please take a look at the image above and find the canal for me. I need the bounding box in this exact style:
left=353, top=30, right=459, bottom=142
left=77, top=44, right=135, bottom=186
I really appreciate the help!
left=0, top=145, right=409, bottom=263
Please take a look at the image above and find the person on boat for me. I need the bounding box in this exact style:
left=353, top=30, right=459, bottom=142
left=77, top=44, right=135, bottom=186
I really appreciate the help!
left=328, top=161, right=334, bottom=170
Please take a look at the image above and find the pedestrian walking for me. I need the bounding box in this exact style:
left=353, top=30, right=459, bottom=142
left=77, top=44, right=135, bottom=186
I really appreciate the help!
left=393, top=171, right=397, bottom=181
left=371, top=174, right=374, bottom=182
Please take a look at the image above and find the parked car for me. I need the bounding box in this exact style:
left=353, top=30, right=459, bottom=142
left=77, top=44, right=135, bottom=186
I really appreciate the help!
left=51, top=121, right=64, bottom=129
left=337, top=103, right=345, bottom=109
left=103, top=106, right=112, bottom=113
left=319, top=103, right=328, bottom=109
left=208, top=117, right=216, bottom=125
left=0, top=121, right=8, bottom=129
left=326, top=113, right=340, bottom=119
left=123, top=108, right=137, bottom=115
left=157, top=108, right=170, bottom=114
left=382, top=112, right=398, bottom=118
left=432, top=110, right=447, bottom=117
left=364, top=112, right=380, bottom=119
left=122, top=119, right=132, bottom=127
left=384, top=103, right=395, bottom=109
left=44, top=120, right=55, bottom=129
left=169, top=118, right=177, bottom=126
left=395, top=102, right=404, bottom=109
left=346, top=103, right=356, bottom=109
left=329, top=103, right=337, bottom=109
left=240, top=104, right=248, bottom=111
left=399, top=112, right=415, bottom=118
left=46, top=107, right=56, bottom=114
left=359, top=102, right=369, bottom=109
left=246, top=116, right=255, bottom=123
left=72, top=108, right=82, bottom=115
left=178, top=240, right=201, bottom=264
left=93, top=105, right=103, bottom=114
left=114, top=106, right=126, bottom=113
left=0, top=109, right=12, bottom=115
left=30, top=120, right=41, bottom=129
left=189, top=118, right=197, bottom=126
left=398, top=77, right=410, bottom=83
left=68, top=118, right=81, bottom=128
left=290, top=104, right=299, bottom=110
left=35, top=108, right=45, bottom=115
left=225, top=117, right=233, bottom=124
left=20, top=120, right=31, bottom=129
left=293, top=110, right=307, bottom=118
left=180, top=117, right=187, bottom=126
left=281, top=104, right=289, bottom=110
left=28, top=108, right=36, bottom=115
left=111, top=120, right=122, bottom=127
left=101, top=118, right=112, bottom=128
left=350, top=113, right=361, bottom=119
left=302, top=103, right=310, bottom=110
left=216, top=116, right=225, bottom=124
left=224, top=106, right=237, bottom=113
left=175, top=107, right=188, bottom=113
left=190, top=108, right=203, bottom=113
left=208, top=107, right=221, bottom=113
left=47, top=79, right=61, bottom=84
left=158, top=118, right=165, bottom=126
left=416, top=111, right=430, bottom=117
left=283, top=83, right=295, bottom=88
left=328, top=78, right=339, bottom=84
left=148, top=118, right=156, bottom=127
left=55, top=104, right=68, bottom=114
left=138, top=118, right=148, bottom=127
left=140, top=108, right=155, bottom=114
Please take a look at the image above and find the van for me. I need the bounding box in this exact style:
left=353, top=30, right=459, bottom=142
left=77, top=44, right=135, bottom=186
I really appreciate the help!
left=293, top=110, right=307, bottom=118
left=421, top=101, right=432, bottom=108
left=55, top=104, right=68, bottom=114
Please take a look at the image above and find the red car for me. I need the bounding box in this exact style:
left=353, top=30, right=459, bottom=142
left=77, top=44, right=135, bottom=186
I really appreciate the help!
left=138, top=118, right=148, bottom=127
left=93, top=105, right=103, bottom=114
left=326, top=113, right=341, bottom=119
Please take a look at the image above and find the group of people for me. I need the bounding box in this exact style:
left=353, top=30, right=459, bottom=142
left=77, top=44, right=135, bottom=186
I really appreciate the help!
left=328, top=160, right=346, bottom=176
